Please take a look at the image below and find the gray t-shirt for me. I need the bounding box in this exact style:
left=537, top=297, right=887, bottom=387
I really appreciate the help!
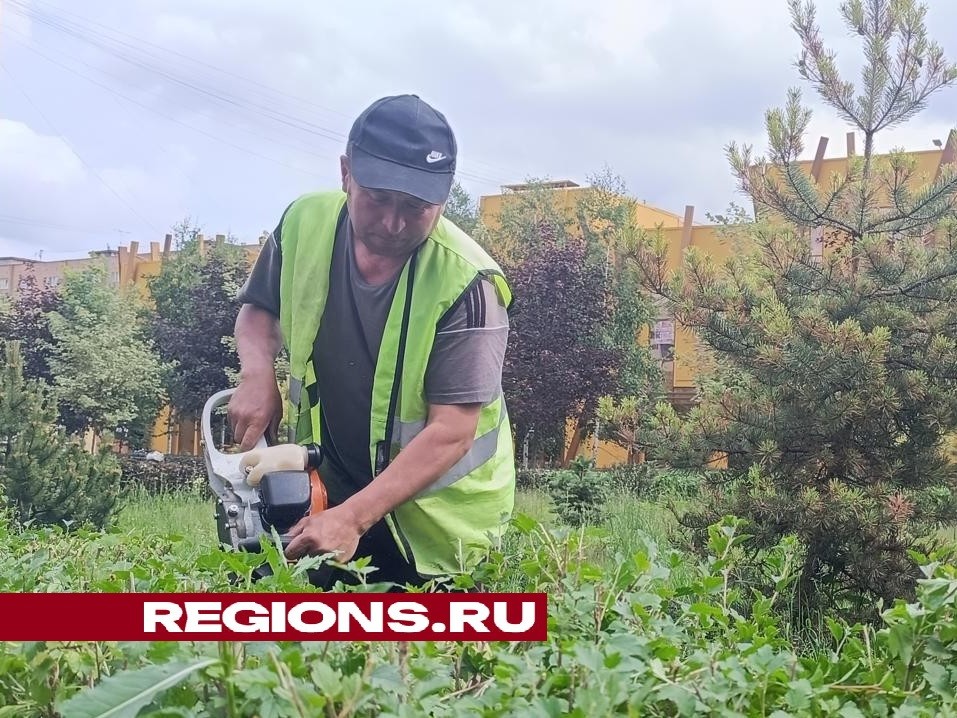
left=237, top=207, right=509, bottom=504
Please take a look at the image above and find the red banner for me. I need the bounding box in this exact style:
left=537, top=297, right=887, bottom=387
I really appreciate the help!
left=0, top=593, right=548, bottom=641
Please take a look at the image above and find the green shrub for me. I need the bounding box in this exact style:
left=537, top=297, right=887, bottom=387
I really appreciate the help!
left=515, top=467, right=551, bottom=492
left=606, top=461, right=657, bottom=494
left=118, top=455, right=207, bottom=494
left=547, top=457, right=607, bottom=526
left=605, top=462, right=704, bottom=499
left=653, top=467, right=705, bottom=497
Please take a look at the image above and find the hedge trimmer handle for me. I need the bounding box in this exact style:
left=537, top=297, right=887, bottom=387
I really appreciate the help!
left=202, top=388, right=268, bottom=550
left=201, top=389, right=267, bottom=482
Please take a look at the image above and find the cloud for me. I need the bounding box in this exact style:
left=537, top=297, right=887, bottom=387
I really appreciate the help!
left=0, top=119, right=195, bottom=254
left=1, top=0, right=955, bottom=255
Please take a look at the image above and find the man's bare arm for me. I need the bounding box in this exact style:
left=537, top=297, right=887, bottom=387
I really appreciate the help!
left=229, top=303, right=284, bottom=450
left=285, top=402, right=482, bottom=560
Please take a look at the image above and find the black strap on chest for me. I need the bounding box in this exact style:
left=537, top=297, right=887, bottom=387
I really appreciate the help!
left=375, top=248, right=418, bottom=476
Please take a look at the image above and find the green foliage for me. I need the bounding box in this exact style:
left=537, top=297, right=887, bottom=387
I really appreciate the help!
left=442, top=180, right=480, bottom=235
left=147, top=223, right=250, bottom=419
left=8, top=506, right=957, bottom=715
left=547, top=457, right=608, bottom=526
left=47, top=266, right=168, bottom=444
left=485, top=177, right=576, bottom=267
left=515, top=467, right=551, bottom=491
left=604, top=460, right=657, bottom=493
left=0, top=270, right=62, bottom=384
left=605, top=462, right=704, bottom=499
left=0, top=342, right=122, bottom=529
left=598, top=395, right=655, bottom=464
left=487, top=174, right=661, bottom=464
left=57, top=659, right=217, bottom=718
left=118, top=455, right=206, bottom=494
left=729, top=0, right=957, bottom=238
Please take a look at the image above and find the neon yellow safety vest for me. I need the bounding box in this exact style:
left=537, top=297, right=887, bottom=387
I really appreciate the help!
left=278, top=190, right=516, bottom=577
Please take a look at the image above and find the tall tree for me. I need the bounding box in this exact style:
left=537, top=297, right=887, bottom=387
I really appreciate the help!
left=630, top=0, right=957, bottom=618
left=488, top=176, right=661, bottom=465
left=47, top=266, right=168, bottom=447
left=486, top=179, right=577, bottom=267
left=502, top=230, right=624, bottom=464
left=147, top=228, right=250, bottom=418
left=577, top=170, right=660, bottom=398
left=729, top=0, right=957, bottom=244
left=0, top=270, right=62, bottom=383
left=443, top=181, right=481, bottom=235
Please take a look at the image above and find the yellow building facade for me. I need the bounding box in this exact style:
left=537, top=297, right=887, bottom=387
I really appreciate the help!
left=0, top=251, right=120, bottom=299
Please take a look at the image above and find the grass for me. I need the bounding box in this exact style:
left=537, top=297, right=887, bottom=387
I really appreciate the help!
left=115, top=486, right=216, bottom=554
left=513, top=486, right=697, bottom=582
left=514, top=488, right=555, bottom=524
left=113, top=484, right=697, bottom=582
left=99, top=474, right=957, bottom=655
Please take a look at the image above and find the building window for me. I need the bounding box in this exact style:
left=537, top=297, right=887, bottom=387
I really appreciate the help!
left=651, top=319, right=675, bottom=361
left=810, top=227, right=824, bottom=263
left=0, top=278, right=8, bottom=290
left=43, top=276, right=61, bottom=288
left=109, top=271, right=120, bottom=284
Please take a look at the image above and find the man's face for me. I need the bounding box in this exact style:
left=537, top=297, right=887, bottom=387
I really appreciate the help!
left=341, top=156, right=445, bottom=259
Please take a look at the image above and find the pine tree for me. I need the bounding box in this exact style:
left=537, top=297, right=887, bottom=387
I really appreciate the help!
left=0, top=342, right=121, bottom=529
left=630, top=0, right=957, bottom=619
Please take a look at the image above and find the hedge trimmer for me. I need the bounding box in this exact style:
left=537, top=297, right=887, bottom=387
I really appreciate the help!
left=201, top=389, right=316, bottom=552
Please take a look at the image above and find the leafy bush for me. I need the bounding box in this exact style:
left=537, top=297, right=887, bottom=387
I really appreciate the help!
left=652, top=468, right=705, bottom=497
left=606, top=461, right=656, bottom=494
left=6, top=512, right=957, bottom=715
left=515, top=467, right=552, bottom=491
left=604, top=462, right=704, bottom=499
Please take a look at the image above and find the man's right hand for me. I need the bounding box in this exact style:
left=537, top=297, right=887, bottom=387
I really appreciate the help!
left=228, top=374, right=283, bottom=451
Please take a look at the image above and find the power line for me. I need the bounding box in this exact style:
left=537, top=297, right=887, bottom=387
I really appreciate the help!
left=0, top=60, right=161, bottom=234
left=7, top=0, right=355, bottom=144
left=2, top=25, right=340, bottom=164
left=0, top=213, right=132, bottom=235
left=17, top=0, right=354, bottom=123
left=4, top=0, right=515, bottom=188
left=2, top=30, right=330, bottom=178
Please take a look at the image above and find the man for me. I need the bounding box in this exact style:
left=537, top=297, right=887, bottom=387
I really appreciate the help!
left=228, top=94, right=515, bottom=589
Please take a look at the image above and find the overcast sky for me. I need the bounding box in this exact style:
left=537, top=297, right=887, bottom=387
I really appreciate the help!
left=1, top=0, right=956, bottom=260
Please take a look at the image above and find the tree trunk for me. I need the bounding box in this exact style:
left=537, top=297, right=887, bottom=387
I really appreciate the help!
left=563, top=416, right=585, bottom=467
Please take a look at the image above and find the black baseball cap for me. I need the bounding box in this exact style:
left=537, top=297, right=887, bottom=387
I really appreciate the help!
left=346, top=94, right=457, bottom=205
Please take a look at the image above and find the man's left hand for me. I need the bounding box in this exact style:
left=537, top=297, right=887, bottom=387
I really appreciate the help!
left=284, top=505, right=362, bottom=563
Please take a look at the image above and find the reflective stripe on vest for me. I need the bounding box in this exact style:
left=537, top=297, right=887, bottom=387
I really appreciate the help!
left=390, top=395, right=508, bottom=496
